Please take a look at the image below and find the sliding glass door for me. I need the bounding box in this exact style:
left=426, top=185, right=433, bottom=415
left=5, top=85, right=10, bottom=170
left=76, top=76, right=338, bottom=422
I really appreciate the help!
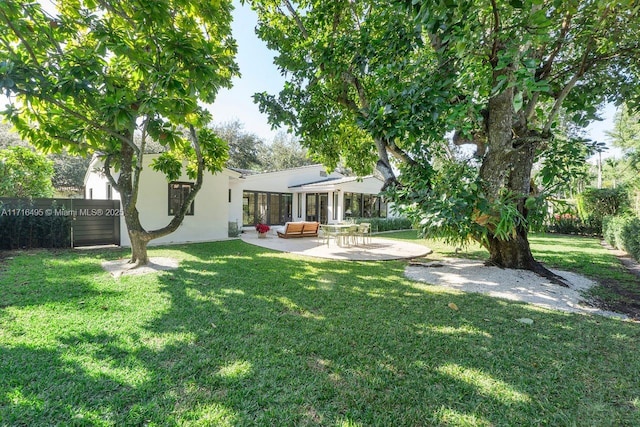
left=243, top=191, right=293, bottom=226
left=305, top=193, right=328, bottom=223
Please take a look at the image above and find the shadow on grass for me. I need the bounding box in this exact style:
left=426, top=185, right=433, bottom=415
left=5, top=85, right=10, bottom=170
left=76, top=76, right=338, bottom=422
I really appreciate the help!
left=0, top=250, right=122, bottom=310
left=1, top=240, right=639, bottom=425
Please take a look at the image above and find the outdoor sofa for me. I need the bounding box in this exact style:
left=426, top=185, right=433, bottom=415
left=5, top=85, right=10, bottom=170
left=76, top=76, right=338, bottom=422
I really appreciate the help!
left=276, top=221, right=319, bottom=238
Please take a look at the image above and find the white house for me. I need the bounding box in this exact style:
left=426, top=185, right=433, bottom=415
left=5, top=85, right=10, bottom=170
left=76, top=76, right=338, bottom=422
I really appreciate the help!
left=85, top=156, right=389, bottom=247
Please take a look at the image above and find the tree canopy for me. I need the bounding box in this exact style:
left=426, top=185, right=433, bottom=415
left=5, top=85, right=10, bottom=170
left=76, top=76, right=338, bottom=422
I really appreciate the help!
left=0, top=0, right=238, bottom=264
left=607, top=104, right=640, bottom=169
left=258, top=131, right=314, bottom=171
left=0, top=123, right=90, bottom=194
left=213, top=120, right=266, bottom=170
left=212, top=120, right=314, bottom=172
left=247, top=0, right=640, bottom=281
left=0, top=146, right=55, bottom=198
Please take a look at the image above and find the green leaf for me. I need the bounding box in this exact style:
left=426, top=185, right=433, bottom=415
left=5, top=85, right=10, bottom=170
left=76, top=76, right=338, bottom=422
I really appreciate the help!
left=513, top=91, right=523, bottom=113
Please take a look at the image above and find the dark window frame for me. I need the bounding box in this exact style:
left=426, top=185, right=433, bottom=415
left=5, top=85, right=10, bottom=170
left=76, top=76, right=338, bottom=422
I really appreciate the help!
left=343, top=192, right=387, bottom=219
left=168, top=181, right=195, bottom=216
left=242, top=190, right=293, bottom=226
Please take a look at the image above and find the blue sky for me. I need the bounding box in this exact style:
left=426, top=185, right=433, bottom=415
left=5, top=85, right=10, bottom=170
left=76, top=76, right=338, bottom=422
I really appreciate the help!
left=209, top=1, right=285, bottom=142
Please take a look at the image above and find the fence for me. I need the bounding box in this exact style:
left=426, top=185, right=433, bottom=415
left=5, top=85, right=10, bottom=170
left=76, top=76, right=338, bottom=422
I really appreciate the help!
left=0, top=198, right=121, bottom=249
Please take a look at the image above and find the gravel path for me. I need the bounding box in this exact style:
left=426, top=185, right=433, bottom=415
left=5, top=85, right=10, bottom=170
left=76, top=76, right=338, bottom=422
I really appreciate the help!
left=405, top=258, right=628, bottom=320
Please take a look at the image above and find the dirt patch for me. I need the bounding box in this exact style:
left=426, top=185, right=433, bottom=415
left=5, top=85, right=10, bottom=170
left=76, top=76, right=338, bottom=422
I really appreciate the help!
left=101, top=257, right=179, bottom=278
left=593, top=241, right=640, bottom=320
left=590, top=278, right=640, bottom=320
left=405, top=258, right=629, bottom=320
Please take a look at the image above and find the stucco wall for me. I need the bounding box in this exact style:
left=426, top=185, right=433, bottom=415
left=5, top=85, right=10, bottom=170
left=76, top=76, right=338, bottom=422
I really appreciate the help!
left=85, top=156, right=234, bottom=247
left=84, top=165, right=120, bottom=201
left=124, top=165, right=231, bottom=247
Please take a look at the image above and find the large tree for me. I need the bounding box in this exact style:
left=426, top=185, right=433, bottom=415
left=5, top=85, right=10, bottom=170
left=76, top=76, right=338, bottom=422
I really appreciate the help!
left=213, top=119, right=266, bottom=170
left=0, top=0, right=238, bottom=265
left=247, top=0, right=639, bottom=282
left=606, top=104, right=640, bottom=212
left=258, top=131, right=314, bottom=171
left=607, top=104, right=640, bottom=170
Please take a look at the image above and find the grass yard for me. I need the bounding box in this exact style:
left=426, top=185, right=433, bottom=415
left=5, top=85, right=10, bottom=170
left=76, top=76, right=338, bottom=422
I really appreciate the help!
left=1, top=234, right=639, bottom=426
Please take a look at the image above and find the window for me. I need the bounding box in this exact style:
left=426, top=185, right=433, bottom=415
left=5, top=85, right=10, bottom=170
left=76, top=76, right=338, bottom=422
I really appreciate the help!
left=343, top=192, right=387, bottom=219
left=242, top=191, right=293, bottom=226
left=106, top=184, right=112, bottom=200
left=168, top=182, right=194, bottom=216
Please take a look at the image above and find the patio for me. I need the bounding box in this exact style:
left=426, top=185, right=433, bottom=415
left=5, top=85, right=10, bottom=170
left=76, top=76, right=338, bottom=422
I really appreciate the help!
left=240, top=230, right=431, bottom=261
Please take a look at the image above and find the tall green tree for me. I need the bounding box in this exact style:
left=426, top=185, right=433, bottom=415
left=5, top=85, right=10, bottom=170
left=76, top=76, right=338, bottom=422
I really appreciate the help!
left=213, top=120, right=266, bottom=170
left=49, top=152, right=92, bottom=194
left=0, top=146, right=55, bottom=198
left=606, top=104, right=640, bottom=213
left=0, top=0, right=238, bottom=265
left=607, top=104, right=640, bottom=169
left=0, top=122, right=29, bottom=149
left=248, top=0, right=639, bottom=282
left=258, top=131, right=314, bottom=171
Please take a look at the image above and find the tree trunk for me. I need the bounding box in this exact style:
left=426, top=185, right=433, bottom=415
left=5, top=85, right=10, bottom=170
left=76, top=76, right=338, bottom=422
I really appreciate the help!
left=124, top=208, right=152, bottom=266
left=128, top=229, right=150, bottom=266
left=480, top=142, right=568, bottom=286
left=478, top=75, right=568, bottom=286
left=485, top=224, right=567, bottom=285
left=105, top=127, right=206, bottom=267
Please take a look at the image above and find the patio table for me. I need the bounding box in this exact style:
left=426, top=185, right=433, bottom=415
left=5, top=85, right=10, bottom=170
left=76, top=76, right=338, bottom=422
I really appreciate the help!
left=321, top=224, right=359, bottom=247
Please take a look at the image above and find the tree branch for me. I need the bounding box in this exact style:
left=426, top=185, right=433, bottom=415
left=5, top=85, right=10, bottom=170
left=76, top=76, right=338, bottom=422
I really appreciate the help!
left=102, top=154, right=120, bottom=193
left=147, top=125, right=205, bottom=239
left=387, top=139, right=417, bottom=167
left=283, top=0, right=309, bottom=39
left=489, top=0, right=501, bottom=65
left=543, top=45, right=592, bottom=133
left=535, top=11, right=573, bottom=82
left=9, top=84, right=139, bottom=154
left=0, top=7, right=41, bottom=67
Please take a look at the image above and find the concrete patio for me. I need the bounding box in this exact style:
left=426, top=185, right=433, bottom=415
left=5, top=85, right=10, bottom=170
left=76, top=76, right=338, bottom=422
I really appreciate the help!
left=240, top=230, right=431, bottom=261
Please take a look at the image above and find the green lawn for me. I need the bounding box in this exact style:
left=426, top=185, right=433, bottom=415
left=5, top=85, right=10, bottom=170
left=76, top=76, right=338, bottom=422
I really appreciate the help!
left=1, top=234, right=639, bottom=426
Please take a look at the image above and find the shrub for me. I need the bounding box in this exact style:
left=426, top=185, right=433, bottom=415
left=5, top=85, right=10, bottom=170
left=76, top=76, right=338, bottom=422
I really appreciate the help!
left=545, top=199, right=602, bottom=236
left=603, top=215, right=640, bottom=262
left=546, top=213, right=602, bottom=236
left=228, top=221, right=240, bottom=238
left=354, top=217, right=413, bottom=232
left=576, top=187, right=629, bottom=231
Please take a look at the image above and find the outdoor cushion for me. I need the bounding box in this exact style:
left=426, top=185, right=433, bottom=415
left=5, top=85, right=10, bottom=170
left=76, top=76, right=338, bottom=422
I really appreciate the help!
left=277, top=221, right=319, bottom=238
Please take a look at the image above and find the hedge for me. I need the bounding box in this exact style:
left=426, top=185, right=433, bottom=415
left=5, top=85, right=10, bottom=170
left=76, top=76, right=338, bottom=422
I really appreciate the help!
left=354, top=217, right=413, bottom=232
left=0, top=199, right=71, bottom=250
left=546, top=213, right=602, bottom=236
left=603, top=215, right=640, bottom=262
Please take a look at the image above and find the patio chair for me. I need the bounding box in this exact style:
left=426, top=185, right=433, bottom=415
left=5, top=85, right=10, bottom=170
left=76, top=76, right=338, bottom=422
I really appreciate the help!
left=355, top=222, right=371, bottom=245
left=347, top=224, right=360, bottom=246
left=320, top=224, right=340, bottom=246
